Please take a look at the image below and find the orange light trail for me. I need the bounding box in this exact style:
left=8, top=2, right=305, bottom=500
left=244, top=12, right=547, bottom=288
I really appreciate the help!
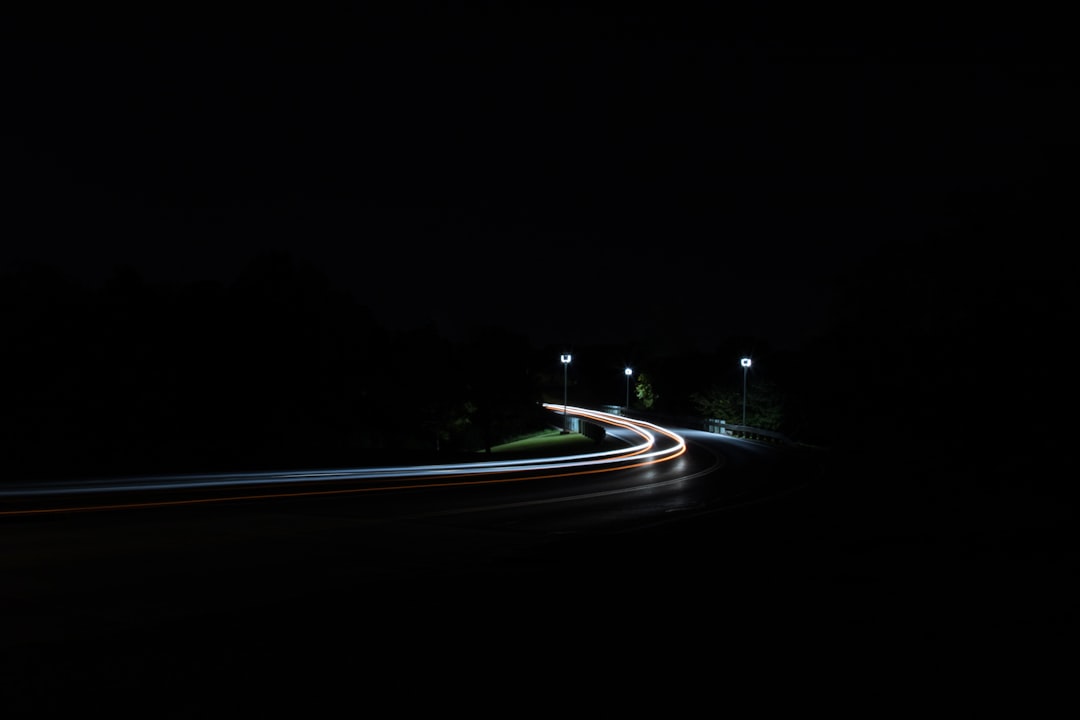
left=1, top=406, right=686, bottom=516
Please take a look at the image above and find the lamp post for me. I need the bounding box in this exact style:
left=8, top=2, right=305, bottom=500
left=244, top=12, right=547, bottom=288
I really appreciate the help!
left=740, top=357, right=752, bottom=425
left=561, top=354, right=572, bottom=433
left=624, top=367, right=633, bottom=414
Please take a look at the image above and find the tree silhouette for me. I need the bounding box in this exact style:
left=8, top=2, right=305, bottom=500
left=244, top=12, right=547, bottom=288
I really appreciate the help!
left=635, top=372, right=658, bottom=410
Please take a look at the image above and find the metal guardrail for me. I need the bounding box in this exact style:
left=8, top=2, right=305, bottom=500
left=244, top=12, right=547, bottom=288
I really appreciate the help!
left=597, top=405, right=792, bottom=445
left=701, top=418, right=790, bottom=444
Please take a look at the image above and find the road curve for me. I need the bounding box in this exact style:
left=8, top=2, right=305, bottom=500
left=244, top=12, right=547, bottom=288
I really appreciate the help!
left=1, top=405, right=819, bottom=716
left=0, top=404, right=688, bottom=517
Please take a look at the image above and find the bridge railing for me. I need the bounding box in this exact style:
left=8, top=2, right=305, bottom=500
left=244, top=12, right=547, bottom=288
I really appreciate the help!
left=597, top=405, right=792, bottom=446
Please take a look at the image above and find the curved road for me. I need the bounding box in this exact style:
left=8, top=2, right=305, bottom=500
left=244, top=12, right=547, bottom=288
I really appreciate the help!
left=1, top=405, right=808, bottom=603
left=2, top=405, right=818, bottom=714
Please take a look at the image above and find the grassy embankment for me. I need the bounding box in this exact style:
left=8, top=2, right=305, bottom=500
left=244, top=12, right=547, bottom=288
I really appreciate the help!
left=487, top=427, right=625, bottom=458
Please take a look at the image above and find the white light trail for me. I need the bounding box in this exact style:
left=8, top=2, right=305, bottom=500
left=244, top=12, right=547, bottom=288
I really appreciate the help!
left=0, top=406, right=686, bottom=513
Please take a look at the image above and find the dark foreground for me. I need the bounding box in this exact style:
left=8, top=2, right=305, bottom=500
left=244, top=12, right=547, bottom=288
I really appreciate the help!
left=3, top=450, right=1074, bottom=717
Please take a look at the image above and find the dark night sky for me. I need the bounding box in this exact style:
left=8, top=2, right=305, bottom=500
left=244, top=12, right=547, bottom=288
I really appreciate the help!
left=2, top=5, right=1074, bottom=351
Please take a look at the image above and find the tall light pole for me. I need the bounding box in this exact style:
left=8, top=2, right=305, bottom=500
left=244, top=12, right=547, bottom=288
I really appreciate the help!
left=740, top=357, right=752, bottom=425
left=624, top=367, right=633, bottom=414
left=561, top=354, right=572, bottom=433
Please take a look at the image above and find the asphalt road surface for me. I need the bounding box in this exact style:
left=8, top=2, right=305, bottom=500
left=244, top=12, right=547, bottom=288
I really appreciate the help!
left=2, top=421, right=1073, bottom=716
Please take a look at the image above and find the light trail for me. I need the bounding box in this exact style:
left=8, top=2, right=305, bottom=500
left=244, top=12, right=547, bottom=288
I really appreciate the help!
left=0, top=406, right=686, bottom=515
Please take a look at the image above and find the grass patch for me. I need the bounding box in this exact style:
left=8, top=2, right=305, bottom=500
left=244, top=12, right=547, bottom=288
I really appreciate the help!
left=487, top=428, right=627, bottom=457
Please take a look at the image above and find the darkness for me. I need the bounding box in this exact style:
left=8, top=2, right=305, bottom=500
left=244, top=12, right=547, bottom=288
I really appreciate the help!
left=3, top=3, right=1075, bottom=454
left=4, top=5, right=1072, bottom=348
left=1, top=4, right=1077, bottom=708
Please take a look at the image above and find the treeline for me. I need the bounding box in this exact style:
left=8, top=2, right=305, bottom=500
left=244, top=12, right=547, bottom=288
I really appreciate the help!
left=1, top=253, right=554, bottom=481
left=796, top=170, right=1074, bottom=503
left=3, top=168, right=1072, bottom=493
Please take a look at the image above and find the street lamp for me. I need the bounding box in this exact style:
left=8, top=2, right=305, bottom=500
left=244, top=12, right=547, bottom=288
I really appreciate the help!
left=740, top=357, right=752, bottom=425
left=561, top=354, right=572, bottom=433
left=624, top=367, right=633, bottom=414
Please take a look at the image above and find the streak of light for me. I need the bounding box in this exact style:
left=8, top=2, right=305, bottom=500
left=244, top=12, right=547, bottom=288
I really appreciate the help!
left=0, top=406, right=686, bottom=516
